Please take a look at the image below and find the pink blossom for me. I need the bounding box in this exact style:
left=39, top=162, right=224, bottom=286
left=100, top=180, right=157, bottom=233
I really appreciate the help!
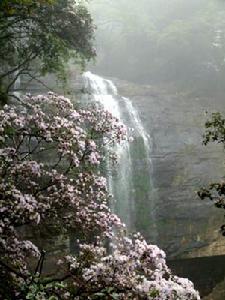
left=0, top=93, right=199, bottom=299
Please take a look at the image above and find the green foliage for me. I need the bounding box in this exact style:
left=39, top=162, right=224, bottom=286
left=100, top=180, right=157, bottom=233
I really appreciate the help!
left=0, top=0, right=55, bottom=16
left=198, top=112, right=225, bottom=235
left=21, top=276, right=66, bottom=300
left=149, top=289, right=160, bottom=298
left=203, top=112, right=225, bottom=146
left=93, top=287, right=120, bottom=299
left=0, top=0, right=96, bottom=103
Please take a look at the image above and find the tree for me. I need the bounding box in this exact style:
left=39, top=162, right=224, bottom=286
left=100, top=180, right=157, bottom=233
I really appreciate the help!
left=0, top=0, right=95, bottom=103
left=198, top=112, right=225, bottom=236
left=0, top=93, right=200, bottom=299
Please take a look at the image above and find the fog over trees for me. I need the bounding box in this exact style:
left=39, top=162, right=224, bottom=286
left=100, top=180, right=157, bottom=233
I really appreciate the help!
left=90, top=0, right=225, bottom=96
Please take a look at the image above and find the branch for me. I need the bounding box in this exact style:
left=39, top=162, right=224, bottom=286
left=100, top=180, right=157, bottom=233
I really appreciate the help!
left=25, top=72, right=57, bottom=93
left=8, top=93, right=23, bottom=103
left=63, top=159, right=74, bottom=176
left=6, top=68, right=26, bottom=93
left=7, top=94, right=31, bottom=111
left=0, top=52, right=37, bottom=80
left=34, top=250, right=46, bottom=277
left=0, top=260, right=27, bottom=280
left=21, top=138, right=42, bottom=160
left=43, top=273, right=71, bottom=284
left=52, top=153, right=63, bottom=169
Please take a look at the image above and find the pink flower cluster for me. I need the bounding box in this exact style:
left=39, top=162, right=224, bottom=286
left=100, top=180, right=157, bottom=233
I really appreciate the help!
left=0, top=93, right=126, bottom=274
left=62, top=235, right=200, bottom=299
left=0, top=93, right=200, bottom=299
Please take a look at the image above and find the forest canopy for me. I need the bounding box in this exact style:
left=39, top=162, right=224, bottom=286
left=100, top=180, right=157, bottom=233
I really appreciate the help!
left=0, top=0, right=96, bottom=103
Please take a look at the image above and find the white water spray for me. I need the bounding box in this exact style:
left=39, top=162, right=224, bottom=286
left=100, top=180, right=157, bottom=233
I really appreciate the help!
left=82, top=71, right=156, bottom=240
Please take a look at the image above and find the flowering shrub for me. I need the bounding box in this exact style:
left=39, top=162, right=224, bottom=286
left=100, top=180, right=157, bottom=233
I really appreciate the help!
left=0, top=93, right=200, bottom=299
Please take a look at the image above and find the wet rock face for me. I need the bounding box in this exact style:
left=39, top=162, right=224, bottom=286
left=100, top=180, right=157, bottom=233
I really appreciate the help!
left=21, top=72, right=225, bottom=259
left=115, top=78, right=225, bottom=258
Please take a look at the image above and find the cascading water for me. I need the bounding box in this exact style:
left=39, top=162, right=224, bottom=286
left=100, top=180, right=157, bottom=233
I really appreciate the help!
left=82, top=72, right=157, bottom=242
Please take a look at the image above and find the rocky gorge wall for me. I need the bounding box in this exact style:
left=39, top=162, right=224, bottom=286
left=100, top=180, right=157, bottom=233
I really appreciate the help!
left=19, top=71, right=225, bottom=259
left=113, top=78, right=225, bottom=259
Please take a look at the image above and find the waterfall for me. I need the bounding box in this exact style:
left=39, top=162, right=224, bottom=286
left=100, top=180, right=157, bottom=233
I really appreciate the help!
left=82, top=72, right=157, bottom=241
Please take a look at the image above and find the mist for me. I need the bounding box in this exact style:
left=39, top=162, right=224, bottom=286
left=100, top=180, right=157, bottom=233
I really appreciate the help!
left=89, top=0, right=225, bottom=96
